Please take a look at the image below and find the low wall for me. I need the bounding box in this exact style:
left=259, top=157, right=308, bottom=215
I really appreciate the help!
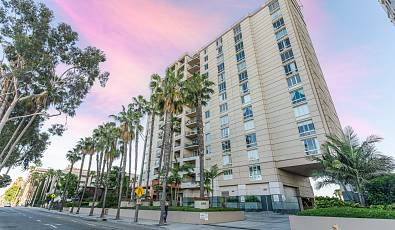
left=67, top=207, right=245, bottom=224
left=289, top=215, right=395, bottom=230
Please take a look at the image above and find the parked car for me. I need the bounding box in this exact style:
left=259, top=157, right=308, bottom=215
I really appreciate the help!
left=4, top=203, right=11, bottom=207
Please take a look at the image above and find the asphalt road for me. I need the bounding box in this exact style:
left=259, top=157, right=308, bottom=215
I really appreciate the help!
left=0, top=207, right=156, bottom=230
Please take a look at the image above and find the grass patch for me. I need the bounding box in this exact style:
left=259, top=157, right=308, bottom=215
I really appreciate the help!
left=297, top=207, right=395, bottom=219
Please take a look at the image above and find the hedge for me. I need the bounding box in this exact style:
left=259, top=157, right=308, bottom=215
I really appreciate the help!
left=122, top=206, right=240, bottom=212
left=297, top=207, right=395, bottom=219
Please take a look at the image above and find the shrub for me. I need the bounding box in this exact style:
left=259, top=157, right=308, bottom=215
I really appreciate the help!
left=298, top=207, right=395, bottom=219
left=366, top=174, right=395, bottom=205
left=314, top=196, right=345, bottom=208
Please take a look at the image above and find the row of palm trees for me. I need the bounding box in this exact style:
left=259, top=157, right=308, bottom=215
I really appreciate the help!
left=52, top=69, right=215, bottom=224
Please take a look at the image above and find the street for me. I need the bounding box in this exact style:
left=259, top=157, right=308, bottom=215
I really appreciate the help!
left=0, top=207, right=155, bottom=230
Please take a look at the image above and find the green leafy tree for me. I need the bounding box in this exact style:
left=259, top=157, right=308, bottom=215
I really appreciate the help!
left=0, top=174, right=12, bottom=188
left=366, top=174, right=395, bottom=205
left=183, top=73, right=214, bottom=198
left=0, top=0, right=109, bottom=170
left=57, top=173, right=78, bottom=199
left=313, top=126, right=395, bottom=205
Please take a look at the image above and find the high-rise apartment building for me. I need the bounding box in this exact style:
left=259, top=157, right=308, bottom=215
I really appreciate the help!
left=142, top=0, right=341, bottom=212
left=379, top=0, right=395, bottom=26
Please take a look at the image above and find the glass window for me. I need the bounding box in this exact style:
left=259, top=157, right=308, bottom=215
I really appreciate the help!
left=273, top=18, right=285, bottom=30
left=205, top=121, right=210, bottom=131
left=304, top=138, right=319, bottom=155
left=278, top=38, right=291, bottom=52
left=205, top=133, right=211, bottom=143
left=240, top=81, right=249, bottom=94
left=275, top=28, right=288, bottom=40
left=222, top=140, right=231, bottom=153
left=237, top=61, right=247, bottom=72
left=233, top=24, right=241, bottom=34
left=223, top=169, right=233, bottom=180
left=204, top=55, right=208, bottom=62
left=217, top=46, right=223, bottom=55
left=218, top=72, right=225, bottom=83
left=247, top=149, right=259, bottom=161
left=235, top=42, right=244, bottom=53
left=205, top=145, right=212, bottom=155
left=223, top=155, right=232, bottom=166
left=216, top=37, right=222, bottom=46
left=218, top=82, right=226, bottom=93
left=243, top=106, right=254, bottom=120
left=249, top=165, right=262, bottom=180
left=241, top=94, right=252, bottom=105
left=271, top=10, right=282, bottom=20
left=268, top=0, right=280, bottom=13
left=244, top=120, right=255, bottom=131
left=246, top=133, right=257, bottom=148
left=217, top=53, right=224, bottom=64
left=219, top=92, right=227, bottom=102
left=205, top=111, right=210, bottom=119
left=203, top=49, right=207, bottom=55
left=234, top=33, right=243, bottom=43
left=204, top=64, right=208, bottom=70
left=221, top=127, right=230, bottom=139
left=281, top=49, right=294, bottom=62
left=284, top=61, right=298, bottom=75
left=294, top=104, right=310, bottom=119
left=219, top=103, right=228, bottom=113
left=290, top=88, right=306, bottom=104
left=236, top=50, right=245, bottom=62
left=217, top=63, right=225, bottom=73
left=298, top=120, right=316, bottom=137
left=287, top=74, right=301, bottom=87
left=239, top=70, right=248, bottom=82
left=220, top=115, right=229, bottom=127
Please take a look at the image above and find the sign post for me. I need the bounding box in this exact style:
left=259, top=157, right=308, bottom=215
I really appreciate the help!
left=134, top=186, right=145, bottom=222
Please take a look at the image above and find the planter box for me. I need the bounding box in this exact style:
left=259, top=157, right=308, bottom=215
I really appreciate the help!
left=72, top=207, right=244, bottom=224
left=120, top=201, right=135, bottom=208
left=142, top=201, right=150, bottom=206
left=289, top=215, right=395, bottom=230
left=194, top=200, right=209, bottom=209
left=88, top=202, right=99, bottom=207
left=153, top=201, right=161, bottom=207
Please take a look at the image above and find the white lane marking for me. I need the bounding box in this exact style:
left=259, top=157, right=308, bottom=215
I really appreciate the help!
left=28, top=216, right=32, bottom=219
left=36, top=219, right=41, bottom=222
left=71, top=220, right=77, bottom=222
left=44, top=224, right=58, bottom=229
left=86, top=223, right=96, bottom=226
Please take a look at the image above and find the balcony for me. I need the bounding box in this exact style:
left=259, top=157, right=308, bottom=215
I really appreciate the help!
left=185, top=119, right=197, bottom=128
left=188, top=64, right=200, bottom=74
left=185, top=130, right=198, bottom=139
left=185, top=141, right=199, bottom=150
left=185, top=108, right=197, bottom=117
left=181, top=181, right=199, bottom=189
left=188, top=56, right=200, bottom=66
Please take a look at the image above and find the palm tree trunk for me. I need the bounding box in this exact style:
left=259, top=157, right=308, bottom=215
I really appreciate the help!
left=116, top=144, right=127, bottom=219
left=77, top=154, right=93, bottom=214
left=159, top=112, right=173, bottom=225
left=100, top=158, right=113, bottom=218
left=126, top=140, right=132, bottom=199
left=139, top=124, right=149, bottom=186
left=89, top=152, right=103, bottom=216
left=196, top=102, right=205, bottom=198
left=132, top=129, right=139, bottom=202
left=145, top=113, right=155, bottom=200
left=0, top=114, right=36, bottom=170
left=60, top=163, right=74, bottom=212
left=32, top=179, right=44, bottom=207
left=70, top=154, right=86, bottom=213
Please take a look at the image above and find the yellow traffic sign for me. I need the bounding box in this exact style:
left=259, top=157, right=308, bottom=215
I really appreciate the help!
left=50, top=193, right=56, bottom=199
left=135, top=186, right=145, bottom=198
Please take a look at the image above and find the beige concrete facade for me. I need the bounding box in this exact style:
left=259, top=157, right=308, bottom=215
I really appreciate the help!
left=142, top=0, right=341, bottom=211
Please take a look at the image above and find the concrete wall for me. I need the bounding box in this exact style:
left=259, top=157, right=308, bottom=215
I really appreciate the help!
left=289, top=215, right=395, bottom=230
left=68, top=207, right=245, bottom=225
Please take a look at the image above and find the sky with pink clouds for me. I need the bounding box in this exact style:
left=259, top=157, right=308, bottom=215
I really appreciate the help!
left=2, top=0, right=395, bottom=196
